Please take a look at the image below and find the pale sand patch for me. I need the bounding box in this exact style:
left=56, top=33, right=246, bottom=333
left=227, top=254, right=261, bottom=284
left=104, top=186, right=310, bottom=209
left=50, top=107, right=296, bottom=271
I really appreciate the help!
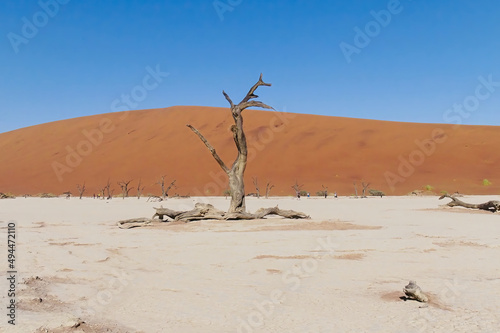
left=0, top=196, right=499, bottom=332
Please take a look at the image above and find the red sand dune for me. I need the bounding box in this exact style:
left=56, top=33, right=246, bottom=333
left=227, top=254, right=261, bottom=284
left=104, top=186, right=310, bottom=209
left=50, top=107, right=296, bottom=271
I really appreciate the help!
left=0, top=106, right=499, bottom=197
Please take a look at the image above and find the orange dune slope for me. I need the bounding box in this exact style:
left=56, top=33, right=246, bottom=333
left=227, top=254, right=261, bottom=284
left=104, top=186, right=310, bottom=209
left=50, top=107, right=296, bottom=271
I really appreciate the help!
left=0, top=106, right=498, bottom=196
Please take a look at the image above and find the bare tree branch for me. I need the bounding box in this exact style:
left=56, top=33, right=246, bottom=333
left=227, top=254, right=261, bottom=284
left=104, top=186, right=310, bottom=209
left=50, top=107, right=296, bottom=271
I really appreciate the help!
left=240, top=73, right=271, bottom=104
left=187, top=124, right=229, bottom=173
left=222, top=90, right=234, bottom=108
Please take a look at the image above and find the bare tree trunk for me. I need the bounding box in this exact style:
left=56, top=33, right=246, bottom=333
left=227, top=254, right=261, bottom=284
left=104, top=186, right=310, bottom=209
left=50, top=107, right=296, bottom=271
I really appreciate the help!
left=104, top=178, right=113, bottom=199
left=291, top=180, right=303, bottom=199
left=76, top=182, right=86, bottom=199
left=165, top=180, right=177, bottom=198
left=361, top=182, right=370, bottom=198
left=137, top=179, right=145, bottom=199
left=439, top=194, right=500, bottom=212
left=118, top=180, right=132, bottom=199
left=252, top=177, right=260, bottom=198
left=353, top=182, right=358, bottom=198
left=229, top=170, right=245, bottom=212
left=156, top=176, right=166, bottom=200
left=187, top=74, right=273, bottom=214
left=322, top=185, right=328, bottom=198
left=265, top=181, right=274, bottom=199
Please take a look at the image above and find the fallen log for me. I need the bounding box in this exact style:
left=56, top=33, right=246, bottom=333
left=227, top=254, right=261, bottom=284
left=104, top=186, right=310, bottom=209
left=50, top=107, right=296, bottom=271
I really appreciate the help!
left=439, top=194, right=500, bottom=212
left=118, top=203, right=310, bottom=228
left=117, top=218, right=155, bottom=229
left=154, top=203, right=310, bottom=222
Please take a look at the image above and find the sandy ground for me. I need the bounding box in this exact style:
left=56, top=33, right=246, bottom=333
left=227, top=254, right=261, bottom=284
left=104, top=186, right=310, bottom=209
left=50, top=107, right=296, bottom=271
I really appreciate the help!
left=0, top=195, right=499, bottom=332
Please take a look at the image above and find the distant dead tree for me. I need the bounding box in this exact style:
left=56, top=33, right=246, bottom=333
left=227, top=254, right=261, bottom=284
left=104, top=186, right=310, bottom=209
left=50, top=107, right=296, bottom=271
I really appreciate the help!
left=291, top=180, right=303, bottom=199
left=118, top=179, right=133, bottom=199
left=265, top=181, right=274, bottom=199
left=76, top=182, right=86, bottom=199
left=104, top=178, right=113, bottom=199
left=137, top=179, right=145, bottom=199
left=156, top=176, right=176, bottom=200
left=98, top=186, right=105, bottom=199
left=320, top=185, right=328, bottom=198
left=353, top=182, right=358, bottom=198
left=361, top=182, right=370, bottom=198
left=252, top=177, right=260, bottom=198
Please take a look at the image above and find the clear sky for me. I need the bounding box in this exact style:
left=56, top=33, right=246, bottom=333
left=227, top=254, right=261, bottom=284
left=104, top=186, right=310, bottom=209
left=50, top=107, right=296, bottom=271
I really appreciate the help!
left=1, top=0, right=500, bottom=133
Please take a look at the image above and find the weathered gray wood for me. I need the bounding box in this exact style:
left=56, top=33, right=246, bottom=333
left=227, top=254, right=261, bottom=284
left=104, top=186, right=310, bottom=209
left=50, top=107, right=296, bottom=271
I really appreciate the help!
left=187, top=74, right=273, bottom=214
left=117, top=218, right=154, bottom=229
left=403, top=280, right=428, bottom=303
left=439, top=194, right=500, bottom=212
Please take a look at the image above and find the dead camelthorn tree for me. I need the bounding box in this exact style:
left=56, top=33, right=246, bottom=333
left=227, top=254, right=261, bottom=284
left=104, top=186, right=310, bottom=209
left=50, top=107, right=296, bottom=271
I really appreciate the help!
left=265, top=181, right=274, bottom=199
left=116, top=75, right=309, bottom=227
left=76, top=182, right=86, bottom=199
left=353, top=182, right=358, bottom=198
left=187, top=74, right=273, bottom=213
left=321, top=185, right=328, bottom=198
left=137, top=179, right=145, bottom=199
left=118, top=180, right=133, bottom=199
left=291, top=180, right=303, bottom=199
left=98, top=186, right=105, bottom=199
left=252, top=177, right=260, bottom=198
left=156, top=176, right=176, bottom=200
left=361, top=182, right=370, bottom=198
left=104, top=178, right=113, bottom=200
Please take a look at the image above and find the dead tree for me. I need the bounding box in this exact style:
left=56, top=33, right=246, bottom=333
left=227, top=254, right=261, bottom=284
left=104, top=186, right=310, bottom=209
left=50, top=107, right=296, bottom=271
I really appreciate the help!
left=291, top=180, right=303, bottom=199
left=439, top=194, right=500, bottom=212
left=353, top=182, right=358, bottom=198
left=118, top=180, right=133, bottom=199
left=76, top=182, right=86, bottom=199
left=137, top=179, right=145, bottom=199
left=98, top=186, right=105, bottom=199
left=187, top=74, right=273, bottom=213
left=265, top=181, right=274, bottom=199
left=117, top=75, right=309, bottom=226
left=252, top=177, right=260, bottom=198
left=104, top=178, right=113, bottom=200
left=361, top=182, right=370, bottom=198
left=321, top=185, right=328, bottom=198
left=156, top=176, right=176, bottom=200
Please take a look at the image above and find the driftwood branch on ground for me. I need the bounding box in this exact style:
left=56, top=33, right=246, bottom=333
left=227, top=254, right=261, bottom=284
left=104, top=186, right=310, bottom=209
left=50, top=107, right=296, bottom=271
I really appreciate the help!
left=439, top=194, right=500, bottom=212
left=117, top=203, right=309, bottom=228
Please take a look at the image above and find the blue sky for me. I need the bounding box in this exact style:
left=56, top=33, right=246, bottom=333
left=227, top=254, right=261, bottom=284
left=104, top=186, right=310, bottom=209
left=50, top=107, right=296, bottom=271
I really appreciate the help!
left=1, top=0, right=500, bottom=133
